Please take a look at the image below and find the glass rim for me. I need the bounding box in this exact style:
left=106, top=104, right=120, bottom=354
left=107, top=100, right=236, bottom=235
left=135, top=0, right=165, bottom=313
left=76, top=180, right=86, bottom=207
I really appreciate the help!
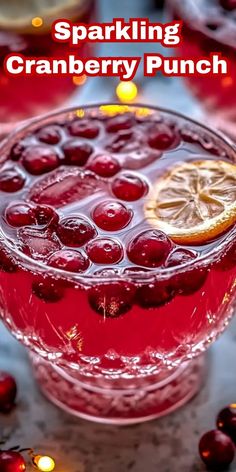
left=0, top=102, right=235, bottom=282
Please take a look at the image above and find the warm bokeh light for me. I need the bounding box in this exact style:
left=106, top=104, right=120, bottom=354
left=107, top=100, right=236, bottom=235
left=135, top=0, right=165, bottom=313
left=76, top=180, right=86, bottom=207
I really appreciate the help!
left=34, top=455, right=55, bottom=472
left=116, top=81, right=138, bottom=102
left=72, top=75, right=87, bottom=86
left=32, top=17, right=43, bottom=28
left=76, top=108, right=85, bottom=118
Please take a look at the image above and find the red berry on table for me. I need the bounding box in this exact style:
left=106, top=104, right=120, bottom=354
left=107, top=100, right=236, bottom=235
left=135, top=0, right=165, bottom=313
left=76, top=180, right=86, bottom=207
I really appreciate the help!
left=86, top=238, right=123, bottom=264
left=37, top=125, right=61, bottom=144
left=0, top=451, right=26, bottom=472
left=5, top=203, right=36, bottom=227
left=217, top=405, right=236, bottom=443
left=62, top=140, right=93, bottom=166
left=0, top=169, right=25, bottom=192
left=88, top=281, right=136, bottom=317
left=48, top=249, right=89, bottom=273
left=112, top=173, right=148, bottom=201
left=199, top=430, right=235, bottom=470
left=87, top=154, right=121, bottom=177
left=92, top=201, right=132, bottom=231
left=67, top=119, right=100, bottom=138
left=56, top=217, right=96, bottom=247
left=22, top=145, right=59, bottom=175
left=127, top=230, right=172, bottom=268
left=0, top=372, right=17, bottom=413
left=148, top=123, right=178, bottom=150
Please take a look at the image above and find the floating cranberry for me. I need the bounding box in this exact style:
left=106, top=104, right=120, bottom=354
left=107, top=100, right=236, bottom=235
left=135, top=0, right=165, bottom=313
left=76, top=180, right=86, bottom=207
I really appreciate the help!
left=37, top=125, right=61, bottom=144
left=88, top=281, right=136, bottom=317
left=10, top=143, right=25, bottom=161
left=220, top=0, right=236, bottom=10
left=112, top=173, right=148, bottom=201
left=33, top=205, right=59, bottom=227
left=67, top=119, right=100, bottom=138
left=86, top=238, right=123, bottom=264
left=136, top=280, right=174, bottom=308
left=32, top=276, right=64, bottom=302
left=165, top=248, right=197, bottom=267
left=0, top=248, right=17, bottom=273
left=127, top=230, right=172, bottom=268
left=0, top=451, right=26, bottom=472
left=92, top=201, right=132, bottom=231
left=148, top=123, right=178, bottom=150
left=22, top=145, right=59, bottom=175
left=56, top=216, right=96, bottom=247
left=87, top=154, right=121, bottom=177
left=106, top=114, right=135, bottom=133
left=63, top=140, right=93, bottom=166
left=172, top=266, right=208, bottom=295
left=199, top=430, right=235, bottom=470
left=0, top=168, right=25, bottom=192
left=48, top=249, right=89, bottom=273
left=0, top=372, right=17, bottom=413
left=217, top=405, right=236, bottom=443
left=5, top=203, right=36, bottom=227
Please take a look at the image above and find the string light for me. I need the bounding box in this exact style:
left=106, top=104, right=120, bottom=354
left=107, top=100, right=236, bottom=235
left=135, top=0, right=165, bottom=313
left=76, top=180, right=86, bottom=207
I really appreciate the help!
left=116, top=81, right=138, bottom=103
left=33, top=455, right=55, bottom=472
left=32, top=17, right=43, bottom=28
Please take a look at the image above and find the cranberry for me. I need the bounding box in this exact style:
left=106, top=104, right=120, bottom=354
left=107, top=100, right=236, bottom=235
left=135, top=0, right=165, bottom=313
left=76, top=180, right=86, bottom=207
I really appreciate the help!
left=37, top=125, right=61, bottom=144
left=0, top=372, right=17, bottom=413
left=217, top=405, right=236, bottom=443
left=0, top=248, right=17, bottom=273
left=127, top=230, right=172, bottom=268
left=22, top=145, right=59, bottom=175
left=112, top=173, right=148, bottom=201
left=63, top=140, right=93, bottom=166
left=10, top=142, right=25, bottom=161
left=0, top=168, right=25, bottom=192
left=106, top=114, right=135, bottom=133
left=86, top=238, right=123, bottom=264
left=136, top=280, right=174, bottom=308
left=199, top=430, right=235, bottom=470
left=172, top=266, right=208, bottom=295
left=92, top=201, right=132, bottom=231
left=148, top=123, right=178, bottom=150
left=165, top=248, right=197, bottom=267
left=33, top=205, right=59, bottom=227
left=32, top=276, right=64, bottom=302
left=220, top=0, right=236, bottom=10
left=48, top=249, right=89, bottom=272
left=5, top=203, right=36, bottom=227
left=67, top=119, right=100, bottom=138
left=87, top=154, right=121, bottom=177
left=0, top=451, right=26, bottom=472
left=88, top=281, right=136, bottom=317
left=56, top=217, right=96, bottom=247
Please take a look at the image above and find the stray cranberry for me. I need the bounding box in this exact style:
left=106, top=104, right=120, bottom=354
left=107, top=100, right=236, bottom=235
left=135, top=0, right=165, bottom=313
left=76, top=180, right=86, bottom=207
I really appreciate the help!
left=56, top=217, right=96, bottom=247
left=63, top=140, right=93, bottom=166
left=106, top=114, right=135, bottom=133
left=172, top=266, right=208, bottom=295
left=0, top=168, right=25, bottom=192
left=112, top=173, right=148, bottom=201
left=220, top=0, right=236, bottom=10
left=127, top=230, right=172, bottom=268
left=37, top=125, right=61, bottom=144
left=48, top=249, right=89, bottom=273
left=22, top=145, right=59, bottom=175
left=67, top=119, right=100, bottom=138
left=92, top=201, right=132, bottom=231
left=86, top=238, right=123, bottom=264
left=5, top=203, right=36, bottom=227
left=32, top=276, right=64, bottom=302
left=165, top=248, right=197, bottom=267
left=33, top=205, right=59, bottom=227
left=88, top=281, right=136, bottom=317
left=87, top=154, right=121, bottom=177
left=148, top=123, right=178, bottom=150
left=0, top=372, right=17, bottom=413
left=136, top=280, right=174, bottom=308
left=217, top=405, right=236, bottom=443
left=199, top=430, right=235, bottom=470
left=0, top=451, right=26, bottom=472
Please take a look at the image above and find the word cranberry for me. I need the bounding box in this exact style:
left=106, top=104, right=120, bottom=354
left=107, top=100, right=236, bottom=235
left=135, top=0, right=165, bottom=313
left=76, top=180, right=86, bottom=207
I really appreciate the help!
left=199, top=430, right=235, bottom=470
left=33, top=205, right=59, bottom=227
left=92, top=201, right=132, bottom=231
left=136, top=280, right=174, bottom=308
left=0, top=372, right=17, bottom=413
left=148, top=123, right=178, bottom=150
left=0, top=168, right=25, bottom=192
left=86, top=238, right=123, bottom=264
left=172, top=267, right=208, bottom=296
left=127, top=230, right=172, bottom=268
left=63, top=140, right=93, bottom=166
left=56, top=217, right=96, bottom=247
left=0, top=451, right=26, bottom=472
left=106, top=114, right=135, bottom=133
left=37, top=125, right=61, bottom=144
left=87, top=154, right=121, bottom=177
left=48, top=249, right=89, bottom=272
left=217, top=405, right=236, bottom=443
left=22, top=145, right=59, bottom=175
left=220, top=0, right=236, bottom=10
left=5, top=203, right=36, bottom=227
left=165, top=248, right=197, bottom=267
left=112, top=173, right=148, bottom=201
left=67, top=119, right=100, bottom=138
left=32, top=276, right=64, bottom=302
left=88, top=281, right=136, bottom=317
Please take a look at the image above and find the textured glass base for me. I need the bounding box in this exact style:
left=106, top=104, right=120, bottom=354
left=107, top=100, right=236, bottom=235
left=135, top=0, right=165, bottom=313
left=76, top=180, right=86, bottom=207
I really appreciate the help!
left=31, top=354, right=206, bottom=425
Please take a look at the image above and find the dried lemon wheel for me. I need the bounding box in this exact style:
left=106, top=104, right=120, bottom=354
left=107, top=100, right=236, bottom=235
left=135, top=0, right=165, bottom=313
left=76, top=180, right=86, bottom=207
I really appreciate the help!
left=145, top=160, right=236, bottom=244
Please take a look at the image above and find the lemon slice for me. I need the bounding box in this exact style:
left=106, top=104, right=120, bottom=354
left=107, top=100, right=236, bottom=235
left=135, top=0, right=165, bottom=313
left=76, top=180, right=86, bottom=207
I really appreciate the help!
left=0, top=0, right=87, bottom=33
left=145, top=159, right=236, bottom=244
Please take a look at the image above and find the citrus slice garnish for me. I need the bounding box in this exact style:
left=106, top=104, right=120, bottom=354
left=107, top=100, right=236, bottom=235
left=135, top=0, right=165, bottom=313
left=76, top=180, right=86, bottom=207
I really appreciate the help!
left=0, top=0, right=86, bottom=33
left=145, top=159, right=236, bottom=244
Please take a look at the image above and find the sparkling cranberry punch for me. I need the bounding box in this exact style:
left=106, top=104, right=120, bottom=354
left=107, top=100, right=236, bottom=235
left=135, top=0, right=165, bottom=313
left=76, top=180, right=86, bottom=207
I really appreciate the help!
left=0, top=104, right=236, bottom=424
